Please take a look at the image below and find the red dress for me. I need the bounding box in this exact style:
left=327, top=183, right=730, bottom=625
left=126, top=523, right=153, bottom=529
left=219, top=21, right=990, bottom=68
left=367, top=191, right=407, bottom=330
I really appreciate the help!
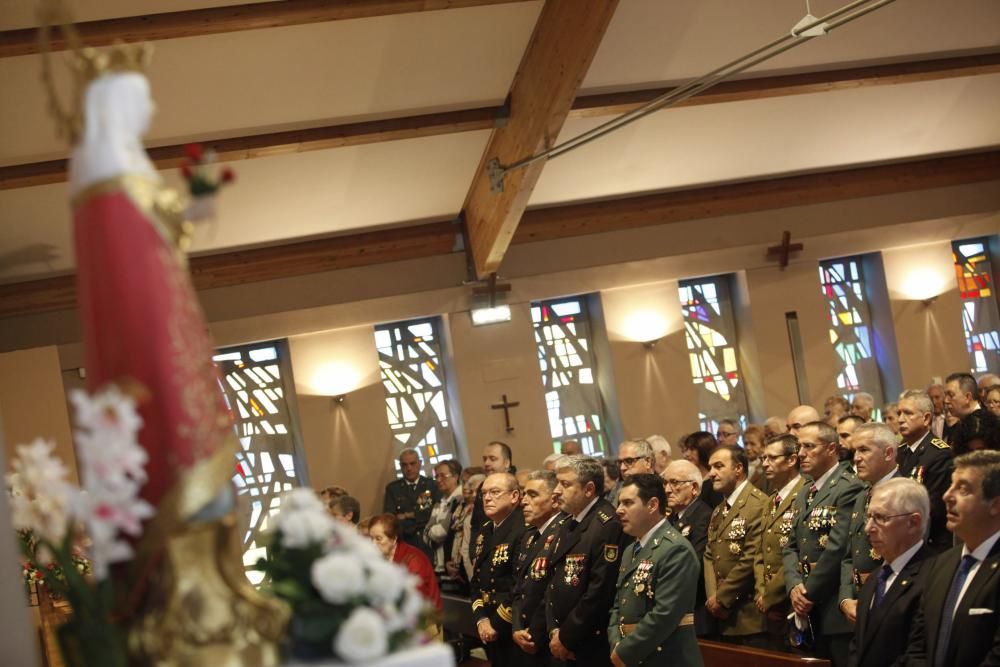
left=74, top=178, right=235, bottom=534
left=393, top=541, right=442, bottom=611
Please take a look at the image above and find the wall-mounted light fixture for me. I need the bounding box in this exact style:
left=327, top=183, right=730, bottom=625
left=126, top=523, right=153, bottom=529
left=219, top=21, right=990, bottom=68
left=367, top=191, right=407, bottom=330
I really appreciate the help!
left=471, top=304, right=512, bottom=326
left=332, top=394, right=347, bottom=407
left=469, top=273, right=513, bottom=326
left=623, top=310, right=670, bottom=350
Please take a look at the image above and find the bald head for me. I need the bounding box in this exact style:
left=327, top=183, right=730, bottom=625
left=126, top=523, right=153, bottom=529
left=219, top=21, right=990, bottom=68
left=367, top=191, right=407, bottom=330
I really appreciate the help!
left=787, top=405, right=820, bottom=437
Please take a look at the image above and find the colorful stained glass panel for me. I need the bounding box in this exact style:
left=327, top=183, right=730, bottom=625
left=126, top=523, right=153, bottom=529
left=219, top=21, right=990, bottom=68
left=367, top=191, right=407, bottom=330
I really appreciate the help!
left=952, top=239, right=1000, bottom=373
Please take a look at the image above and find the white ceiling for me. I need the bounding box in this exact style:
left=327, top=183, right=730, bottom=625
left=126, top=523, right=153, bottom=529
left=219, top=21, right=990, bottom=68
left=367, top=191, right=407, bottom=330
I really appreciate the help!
left=0, top=0, right=998, bottom=283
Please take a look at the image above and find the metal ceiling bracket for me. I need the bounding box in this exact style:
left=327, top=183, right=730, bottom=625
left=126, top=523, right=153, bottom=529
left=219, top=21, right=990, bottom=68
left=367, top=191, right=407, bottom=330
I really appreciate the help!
left=488, top=158, right=506, bottom=193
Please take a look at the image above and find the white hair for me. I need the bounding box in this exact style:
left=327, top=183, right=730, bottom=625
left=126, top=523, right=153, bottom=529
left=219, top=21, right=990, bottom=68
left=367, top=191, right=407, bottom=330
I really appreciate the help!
left=663, top=459, right=702, bottom=485
left=646, top=434, right=672, bottom=458
left=873, top=478, right=930, bottom=538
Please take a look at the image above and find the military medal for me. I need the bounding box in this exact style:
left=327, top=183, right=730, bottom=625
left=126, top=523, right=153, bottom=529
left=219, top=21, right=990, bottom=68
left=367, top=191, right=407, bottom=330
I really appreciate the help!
left=727, top=517, right=747, bottom=540
left=475, top=534, right=485, bottom=560
left=492, top=543, right=510, bottom=566
left=729, top=542, right=742, bottom=555
left=565, top=554, right=585, bottom=586
left=869, top=547, right=881, bottom=560
left=633, top=561, right=654, bottom=597
left=778, top=535, right=789, bottom=548
left=530, top=556, right=548, bottom=581
left=681, top=524, right=691, bottom=537
left=418, top=489, right=433, bottom=510
left=818, top=534, right=828, bottom=549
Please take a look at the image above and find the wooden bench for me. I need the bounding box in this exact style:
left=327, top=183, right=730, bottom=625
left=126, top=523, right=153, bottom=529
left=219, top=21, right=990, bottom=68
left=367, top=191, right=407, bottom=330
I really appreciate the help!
left=700, top=640, right=830, bottom=667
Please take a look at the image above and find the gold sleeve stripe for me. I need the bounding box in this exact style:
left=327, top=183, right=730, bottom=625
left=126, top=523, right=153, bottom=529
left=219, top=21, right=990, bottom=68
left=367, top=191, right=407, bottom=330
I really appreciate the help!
left=471, top=600, right=484, bottom=611
left=497, top=605, right=513, bottom=623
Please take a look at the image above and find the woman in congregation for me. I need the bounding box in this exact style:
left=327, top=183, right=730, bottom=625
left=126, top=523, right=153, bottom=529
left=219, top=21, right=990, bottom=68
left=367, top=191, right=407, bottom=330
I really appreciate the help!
left=369, top=513, right=442, bottom=612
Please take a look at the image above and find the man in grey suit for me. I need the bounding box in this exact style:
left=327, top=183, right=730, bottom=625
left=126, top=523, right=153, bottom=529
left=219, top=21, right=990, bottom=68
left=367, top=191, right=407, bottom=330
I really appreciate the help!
left=783, top=421, right=864, bottom=667
left=609, top=473, right=703, bottom=667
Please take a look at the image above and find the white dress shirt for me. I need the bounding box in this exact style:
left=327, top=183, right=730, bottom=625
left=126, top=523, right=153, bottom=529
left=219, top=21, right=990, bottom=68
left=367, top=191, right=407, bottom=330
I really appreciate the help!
left=954, top=528, right=1000, bottom=617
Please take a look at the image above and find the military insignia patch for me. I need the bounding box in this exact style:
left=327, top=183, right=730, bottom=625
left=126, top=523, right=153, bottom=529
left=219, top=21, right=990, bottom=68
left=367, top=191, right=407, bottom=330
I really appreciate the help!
left=931, top=438, right=950, bottom=449
left=729, top=542, right=742, bottom=555
left=818, top=534, right=829, bottom=549
left=475, top=533, right=485, bottom=559
left=869, top=547, right=881, bottom=561
left=681, top=525, right=691, bottom=537
left=778, top=535, right=789, bottom=548
left=598, top=511, right=612, bottom=523
left=604, top=544, right=619, bottom=562
left=545, top=534, right=556, bottom=548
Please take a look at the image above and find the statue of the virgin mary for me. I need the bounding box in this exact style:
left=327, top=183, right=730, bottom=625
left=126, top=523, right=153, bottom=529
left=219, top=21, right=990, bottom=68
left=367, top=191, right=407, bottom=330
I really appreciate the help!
left=39, top=3, right=288, bottom=664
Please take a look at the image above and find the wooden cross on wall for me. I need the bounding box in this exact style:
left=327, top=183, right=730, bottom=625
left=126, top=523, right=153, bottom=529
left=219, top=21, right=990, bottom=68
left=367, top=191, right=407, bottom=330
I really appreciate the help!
left=766, top=231, right=804, bottom=270
left=491, top=394, right=520, bottom=433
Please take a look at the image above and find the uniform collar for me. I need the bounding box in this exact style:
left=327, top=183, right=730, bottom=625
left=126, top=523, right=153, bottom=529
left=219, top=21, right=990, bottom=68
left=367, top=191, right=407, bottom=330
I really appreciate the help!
left=726, top=479, right=750, bottom=508
left=574, top=497, right=600, bottom=522
left=639, top=517, right=667, bottom=549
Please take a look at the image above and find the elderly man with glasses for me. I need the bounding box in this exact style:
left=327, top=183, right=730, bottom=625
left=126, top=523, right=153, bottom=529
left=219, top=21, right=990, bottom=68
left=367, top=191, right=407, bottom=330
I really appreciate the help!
left=754, top=434, right=805, bottom=651
left=609, top=439, right=656, bottom=507
left=663, top=459, right=713, bottom=636
left=848, top=478, right=933, bottom=667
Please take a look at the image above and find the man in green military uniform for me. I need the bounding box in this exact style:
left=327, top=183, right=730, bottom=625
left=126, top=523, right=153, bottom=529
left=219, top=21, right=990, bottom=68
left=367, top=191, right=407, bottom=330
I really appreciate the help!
left=754, top=434, right=804, bottom=650
left=472, top=472, right=528, bottom=666
left=837, top=423, right=898, bottom=626
left=704, top=445, right=768, bottom=642
left=782, top=421, right=864, bottom=667
left=609, top=473, right=703, bottom=667
left=896, top=390, right=954, bottom=552
left=382, top=448, right=440, bottom=554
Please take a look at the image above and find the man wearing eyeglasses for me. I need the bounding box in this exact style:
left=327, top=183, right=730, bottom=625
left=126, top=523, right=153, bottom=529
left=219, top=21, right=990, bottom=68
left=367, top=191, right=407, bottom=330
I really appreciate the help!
left=716, top=420, right=741, bottom=447
left=754, top=434, right=805, bottom=651
left=838, top=423, right=899, bottom=628
left=903, top=450, right=1000, bottom=667
left=472, top=472, right=527, bottom=667
left=782, top=421, right=864, bottom=667
left=848, top=478, right=932, bottom=667
left=663, top=459, right=713, bottom=636
left=610, top=440, right=656, bottom=508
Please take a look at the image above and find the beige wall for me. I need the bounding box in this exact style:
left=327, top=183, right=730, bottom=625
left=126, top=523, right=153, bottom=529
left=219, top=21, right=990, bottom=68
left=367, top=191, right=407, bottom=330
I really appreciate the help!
left=0, top=346, right=77, bottom=482
left=2, top=182, right=997, bottom=510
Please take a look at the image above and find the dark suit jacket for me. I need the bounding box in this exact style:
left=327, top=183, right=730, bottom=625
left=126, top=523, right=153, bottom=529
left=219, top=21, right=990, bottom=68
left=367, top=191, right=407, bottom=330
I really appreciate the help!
left=670, top=499, right=712, bottom=634
left=471, top=506, right=528, bottom=632
left=905, top=538, right=1000, bottom=667
left=898, top=431, right=954, bottom=553
left=512, top=513, right=568, bottom=642
left=848, top=544, right=932, bottom=667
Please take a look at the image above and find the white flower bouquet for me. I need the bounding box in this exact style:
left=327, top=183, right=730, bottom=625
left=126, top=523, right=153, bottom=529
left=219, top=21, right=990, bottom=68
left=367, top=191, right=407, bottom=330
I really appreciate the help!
left=257, top=489, right=433, bottom=663
left=6, top=386, right=153, bottom=667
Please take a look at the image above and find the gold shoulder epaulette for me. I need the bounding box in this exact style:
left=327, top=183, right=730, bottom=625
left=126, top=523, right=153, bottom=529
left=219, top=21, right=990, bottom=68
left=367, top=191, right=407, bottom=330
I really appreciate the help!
left=931, top=438, right=951, bottom=450
left=598, top=510, right=612, bottom=524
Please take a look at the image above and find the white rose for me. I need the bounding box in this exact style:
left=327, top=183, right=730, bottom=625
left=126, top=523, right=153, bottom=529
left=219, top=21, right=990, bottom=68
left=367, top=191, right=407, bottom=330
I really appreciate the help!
left=399, top=585, right=425, bottom=625
left=311, top=552, right=366, bottom=603
left=364, top=559, right=407, bottom=605
left=282, top=488, right=328, bottom=514
left=276, top=509, right=334, bottom=549
left=334, top=608, right=388, bottom=663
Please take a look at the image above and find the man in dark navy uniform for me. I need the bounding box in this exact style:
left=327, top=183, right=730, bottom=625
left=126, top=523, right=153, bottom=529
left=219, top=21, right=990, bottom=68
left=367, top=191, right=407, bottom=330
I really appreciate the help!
left=545, top=456, right=628, bottom=667
left=382, top=448, right=440, bottom=554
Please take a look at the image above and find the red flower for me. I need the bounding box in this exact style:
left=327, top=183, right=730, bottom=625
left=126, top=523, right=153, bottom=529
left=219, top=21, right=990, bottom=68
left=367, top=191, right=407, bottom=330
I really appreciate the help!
left=180, top=164, right=193, bottom=180
left=221, top=167, right=235, bottom=184
left=184, top=143, right=205, bottom=163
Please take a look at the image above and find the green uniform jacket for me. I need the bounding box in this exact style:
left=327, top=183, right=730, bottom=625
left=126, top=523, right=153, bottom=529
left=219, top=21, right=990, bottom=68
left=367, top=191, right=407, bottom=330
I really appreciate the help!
left=782, top=461, right=864, bottom=637
left=608, top=521, right=703, bottom=667
left=755, top=476, right=805, bottom=612
left=704, top=481, right=767, bottom=636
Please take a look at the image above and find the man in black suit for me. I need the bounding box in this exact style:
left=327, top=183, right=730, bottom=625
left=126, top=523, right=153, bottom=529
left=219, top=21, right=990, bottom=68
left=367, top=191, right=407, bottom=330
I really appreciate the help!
left=896, top=390, right=954, bottom=553
left=945, top=372, right=987, bottom=445
left=545, top=456, right=629, bottom=667
left=512, top=470, right=567, bottom=666
left=471, top=472, right=527, bottom=667
left=662, top=459, right=713, bottom=636
left=848, top=478, right=933, bottom=667
left=905, top=450, right=1000, bottom=667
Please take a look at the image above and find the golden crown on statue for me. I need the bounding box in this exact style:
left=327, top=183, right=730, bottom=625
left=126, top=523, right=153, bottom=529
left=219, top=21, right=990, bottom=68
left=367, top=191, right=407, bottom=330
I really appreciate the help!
left=36, top=0, right=152, bottom=144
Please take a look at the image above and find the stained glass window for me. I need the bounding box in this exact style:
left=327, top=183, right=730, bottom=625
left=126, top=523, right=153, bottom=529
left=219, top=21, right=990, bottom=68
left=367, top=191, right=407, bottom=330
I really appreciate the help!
left=952, top=239, right=1000, bottom=373
left=818, top=258, right=884, bottom=407
left=678, top=277, right=749, bottom=434
left=531, top=296, right=609, bottom=456
left=214, top=340, right=307, bottom=585
left=374, top=318, right=458, bottom=478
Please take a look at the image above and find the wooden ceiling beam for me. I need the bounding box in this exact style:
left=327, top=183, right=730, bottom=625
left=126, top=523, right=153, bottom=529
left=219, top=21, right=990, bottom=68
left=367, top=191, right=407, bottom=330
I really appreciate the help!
left=461, top=0, right=620, bottom=279
left=0, top=107, right=499, bottom=190
left=0, top=0, right=535, bottom=58
left=2, top=150, right=996, bottom=320
left=3, top=51, right=995, bottom=192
